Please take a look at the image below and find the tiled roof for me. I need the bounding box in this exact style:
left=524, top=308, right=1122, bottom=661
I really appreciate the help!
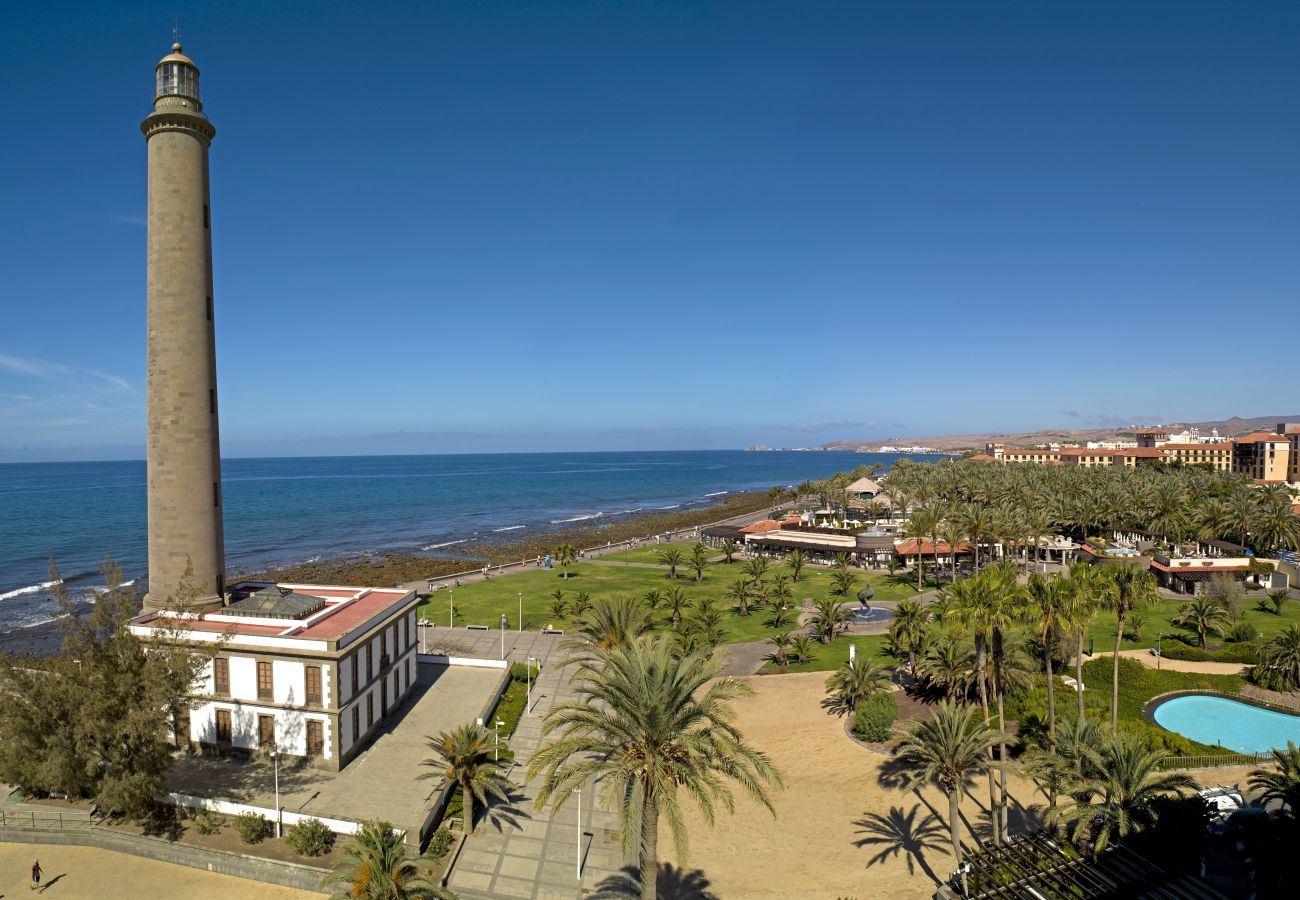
left=740, top=520, right=782, bottom=534
left=1234, top=432, right=1290, bottom=443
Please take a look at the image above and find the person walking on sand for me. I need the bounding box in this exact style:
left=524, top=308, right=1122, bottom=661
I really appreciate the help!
left=31, top=858, right=42, bottom=890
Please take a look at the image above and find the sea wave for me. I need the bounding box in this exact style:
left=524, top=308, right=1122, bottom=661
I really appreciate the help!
left=705, top=491, right=727, bottom=497
left=422, top=540, right=467, bottom=550
left=655, top=504, right=681, bottom=510
left=493, top=525, right=526, bottom=533
left=0, top=580, right=61, bottom=602
left=550, top=513, right=604, bottom=524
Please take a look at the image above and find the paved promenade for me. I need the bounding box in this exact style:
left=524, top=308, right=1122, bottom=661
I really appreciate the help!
left=442, top=630, right=631, bottom=900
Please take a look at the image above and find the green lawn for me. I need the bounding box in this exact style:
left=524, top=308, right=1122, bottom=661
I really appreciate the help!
left=1081, top=590, right=1300, bottom=656
left=597, top=541, right=708, bottom=564
left=416, top=560, right=922, bottom=646
left=759, top=633, right=898, bottom=674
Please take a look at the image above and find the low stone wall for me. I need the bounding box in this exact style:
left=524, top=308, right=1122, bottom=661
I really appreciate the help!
left=1241, top=683, right=1300, bottom=713
left=0, top=825, right=329, bottom=893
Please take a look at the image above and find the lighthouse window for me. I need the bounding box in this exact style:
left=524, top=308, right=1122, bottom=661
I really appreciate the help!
left=206, top=296, right=212, bottom=321
left=209, top=390, right=215, bottom=414
left=213, top=481, right=220, bottom=508
left=203, top=205, right=209, bottom=228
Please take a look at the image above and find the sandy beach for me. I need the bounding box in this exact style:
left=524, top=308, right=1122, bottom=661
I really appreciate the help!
left=660, top=673, right=1044, bottom=900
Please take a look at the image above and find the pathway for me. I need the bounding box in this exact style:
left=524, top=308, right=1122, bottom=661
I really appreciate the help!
left=439, top=630, right=632, bottom=900
left=1090, top=648, right=1249, bottom=676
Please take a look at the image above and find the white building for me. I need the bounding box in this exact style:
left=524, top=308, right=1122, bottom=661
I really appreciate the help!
left=129, top=582, right=419, bottom=771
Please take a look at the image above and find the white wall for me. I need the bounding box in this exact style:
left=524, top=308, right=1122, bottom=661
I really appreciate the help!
left=229, top=656, right=257, bottom=701
left=273, top=659, right=305, bottom=705
left=188, top=701, right=332, bottom=759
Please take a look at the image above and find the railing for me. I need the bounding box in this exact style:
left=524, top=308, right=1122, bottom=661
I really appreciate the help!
left=0, top=809, right=99, bottom=829
left=1157, top=751, right=1272, bottom=770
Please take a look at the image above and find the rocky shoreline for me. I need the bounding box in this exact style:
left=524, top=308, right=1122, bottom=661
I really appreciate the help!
left=241, top=491, right=772, bottom=587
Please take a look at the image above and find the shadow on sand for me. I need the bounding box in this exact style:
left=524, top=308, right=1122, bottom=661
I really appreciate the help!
left=589, top=863, right=718, bottom=899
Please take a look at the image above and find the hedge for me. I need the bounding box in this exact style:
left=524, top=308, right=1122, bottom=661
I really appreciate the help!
left=1160, top=638, right=1258, bottom=664
left=853, top=691, right=898, bottom=743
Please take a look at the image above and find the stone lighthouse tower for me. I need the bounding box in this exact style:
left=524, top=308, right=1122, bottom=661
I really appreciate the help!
left=140, top=43, right=226, bottom=612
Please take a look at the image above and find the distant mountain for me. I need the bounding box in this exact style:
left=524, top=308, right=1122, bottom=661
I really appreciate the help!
left=821, top=414, right=1300, bottom=453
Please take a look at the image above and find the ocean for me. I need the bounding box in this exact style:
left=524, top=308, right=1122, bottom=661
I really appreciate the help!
left=0, top=450, right=931, bottom=637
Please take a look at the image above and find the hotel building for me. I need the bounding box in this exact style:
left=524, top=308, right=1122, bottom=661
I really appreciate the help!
left=129, top=582, right=419, bottom=771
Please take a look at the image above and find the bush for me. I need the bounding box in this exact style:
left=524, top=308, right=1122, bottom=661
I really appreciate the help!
left=1225, top=621, right=1256, bottom=644
left=285, top=818, right=335, bottom=857
left=234, top=811, right=270, bottom=844
left=1248, top=664, right=1293, bottom=693
left=852, top=692, right=898, bottom=743
left=508, top=662, right=530, bottom=683
left=193, top=809, right=224, bottom=835
left=1160, top=639, right=1258, bottom=664
left=427, top=826, right=454, bottom=859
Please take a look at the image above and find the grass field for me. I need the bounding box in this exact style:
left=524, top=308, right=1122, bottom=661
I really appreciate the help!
left=1081, top=589, right=1300, bottom=656
left=759, top=633, right=898, bottom=674
left=416, top=558, right=921, bottom=645
left=596, top=541, right=710, bottom=564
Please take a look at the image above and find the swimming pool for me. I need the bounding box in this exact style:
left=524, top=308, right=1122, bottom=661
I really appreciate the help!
left=1151, top=694, right=1300, bottom=753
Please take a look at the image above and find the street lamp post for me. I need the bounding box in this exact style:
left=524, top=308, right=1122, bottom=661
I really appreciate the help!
left=449, top=589, right=454, bottom=628
left=1259, top=632, right=1265, bottom=665
left=576, top=786, right=583, bottom=881
left=518, top=592, right=523, bottom=633
left=526, top=656, right=539, bottom=714
left=1155, top=633, right=1162, bottom=670
left=271, top=747, right=281, bottom=838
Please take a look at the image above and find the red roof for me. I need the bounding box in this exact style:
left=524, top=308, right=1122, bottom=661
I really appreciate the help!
left=740, top=520, right=782, bottom=534
left=1113, top=447, right=1166, bottom=458
left=1235, top=432, right=1290, bottom=444
left=1163, top=443, right=1232, bottom=451
left=968, top=453, right=997, bottom=461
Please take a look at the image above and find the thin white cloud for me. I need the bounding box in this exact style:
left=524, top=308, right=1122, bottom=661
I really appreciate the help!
left=88, top=369, right=136, bottom=393
left=0, top=352, right=71, bottom=379
left=111, top=214, right=147, bottom=226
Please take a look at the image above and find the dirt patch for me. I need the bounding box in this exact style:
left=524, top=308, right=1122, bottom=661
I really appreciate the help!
left=659, top=672, right=1044, bottom=900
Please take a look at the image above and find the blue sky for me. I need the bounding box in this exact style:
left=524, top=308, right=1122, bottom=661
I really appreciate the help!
left=1, top=1, right=1297, bottom=461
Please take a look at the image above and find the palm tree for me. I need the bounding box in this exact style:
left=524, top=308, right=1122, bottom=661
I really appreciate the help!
left=905, top=504, right=943, bottom=591
left=1054, top=733, right=1196, bottom=857
left=663, top=587, right=689, bottom=630
left=418, top=723, right=511, bottom=835
left=688, top=544, right=709, bottom=582
left=656, top=547, right=685, bottom=580
left=554, top=543, right=577, bottom=579
left=1026, top=573, right=1070, bottom=752
left=528, top=638, right=782, bottom=900
left=767, top=630, right=794, bottom=668
left=571, top=590, right=594, bottom=619
left=894, top=700, right=1002, bottom=894
left=1268, top=589, right=1290, bottom=616
left=1248, top=741, right=1300, bottom=815
left=1264, top=625, right=1300, bottom=688
left=889, top=599, right=930, bottom=672
left=743, top=556, right=769, bottom=588
left=983, top=563, right=1025, bottom=843
left=547, top=589, right=568, bottom=620
left=1173, top=595, right=1231, bottom=649
left=824, top=657, right=891, bottom=715
left=791, top=633, right=815, bottom=665
left=1064, top=562, right=1104, bottom=718
left=830, top=568, right=858, bottom=597
left=938, top=519, right=966, bottom=583
left=321, top=819, right=452, bottom=899
left=919, top=630, right=974, bottom=700
left=642, top=588, right=664, bottom=612
left=723, top=577, right=755, bottom=617
left=720, top=539, right=739, bottom=564
left=809, top=597, right=851, bottom=644
left=1102, top=564, right=1159, bottom=734
left=786, top=549, right=806, bottom=583
left=562, top=596, right=653, bottom=656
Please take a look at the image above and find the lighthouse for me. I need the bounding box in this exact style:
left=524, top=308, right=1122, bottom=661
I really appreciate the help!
left=141, top=43, right=226, bottom=612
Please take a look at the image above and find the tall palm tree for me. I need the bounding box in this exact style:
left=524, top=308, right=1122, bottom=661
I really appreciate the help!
left=1102, top=564, right=1160, bottom=734
left=562, top=595, right=653, bottom=657
left=1053, top=733, right=1196, bottom=857
left=1172, top=595, right=1231, bottom=649
left=321, top=819, right=451, bottom=899
left=937, top=519, right=966, bottom=583
left=894, top=700, right=1002, bottom=894
left=656, top=547, right=685, bottom=580
left=418, top=723, right=511, bottom=835
left=983, top=563, right=1025, bottom=842
left=1027, top=573, right=1070, bottom=752
left=554, top=543, right=577, bottom=579
left=946, top=569, right=1004, bottom=845
left=889, top=599, right=930, bottom=672
left=1248, top=741, right=1300, bottom=815
left=809, top=596, right=851, bottom=644
left=688, top=544, right=709, bottom=583
left=905, top=504, right=943, bottom=591
left=1064, top=562, right=1104, bottom=718
left=824, top=656, right=891, bottom=715
left=786, top=549, right=806, bottom=583
left=919, top=629, right=975, bottom=700
left=528, top=638, right=782, bottom=900
left=663, top=587, right=689, bottom=630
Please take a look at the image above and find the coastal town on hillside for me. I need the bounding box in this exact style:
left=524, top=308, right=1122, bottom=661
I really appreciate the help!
left=4, top=18, right=1300, bottom=900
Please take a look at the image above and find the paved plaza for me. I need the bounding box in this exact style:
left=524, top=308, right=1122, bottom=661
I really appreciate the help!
left=438, top=629, right=634, bottom=900
left=167, top=661, right=502, bottom=839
